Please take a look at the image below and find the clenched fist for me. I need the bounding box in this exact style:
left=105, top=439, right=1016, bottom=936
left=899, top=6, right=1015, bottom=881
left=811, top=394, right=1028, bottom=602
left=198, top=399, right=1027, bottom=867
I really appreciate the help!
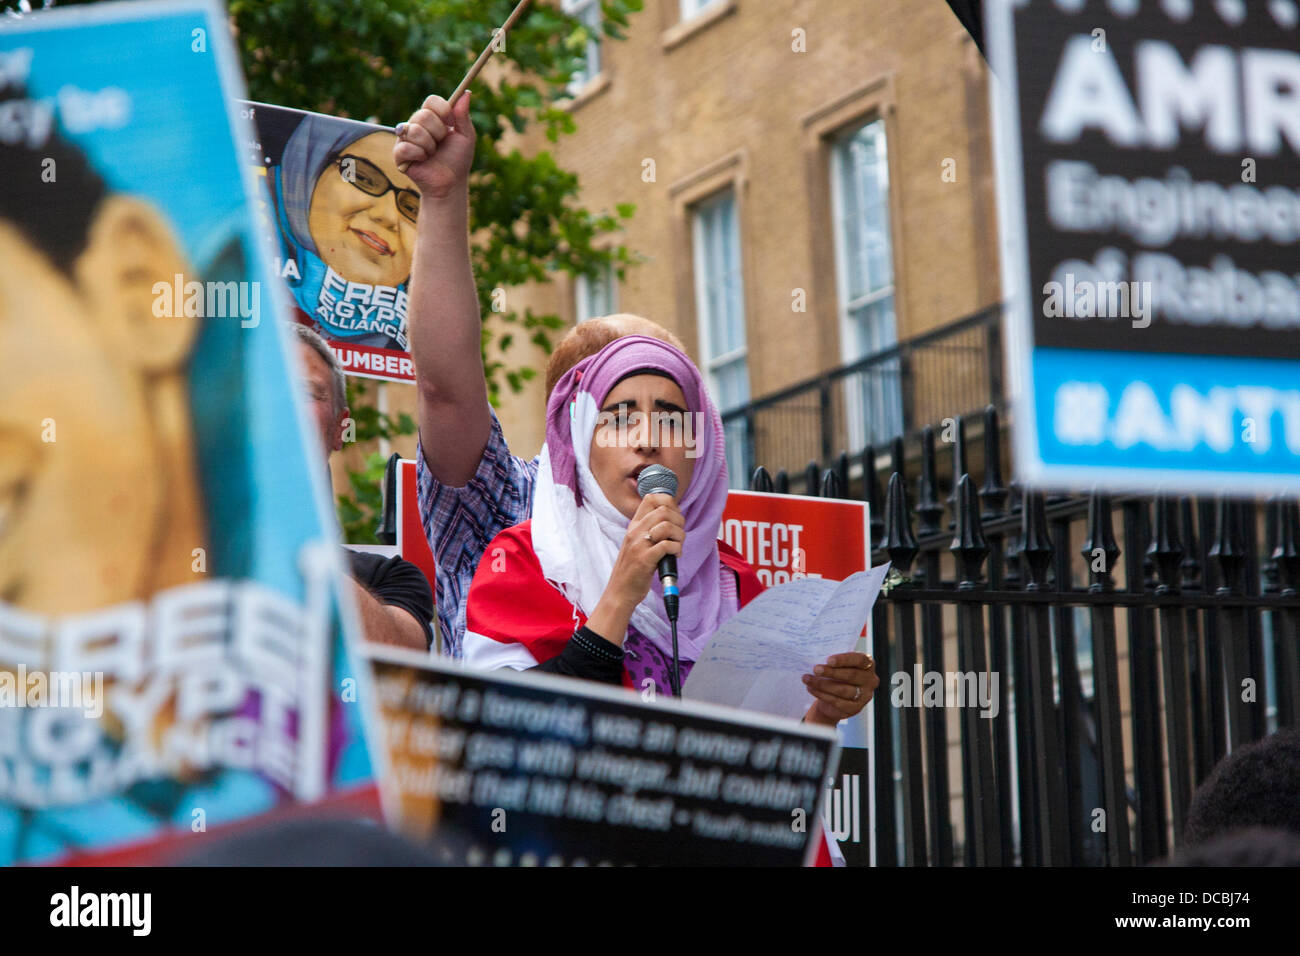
left=393, top=93, right=476, bottom=200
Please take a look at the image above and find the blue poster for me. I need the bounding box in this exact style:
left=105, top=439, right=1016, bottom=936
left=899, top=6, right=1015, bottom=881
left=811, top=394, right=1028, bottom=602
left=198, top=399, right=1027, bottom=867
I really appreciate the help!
left=0, top=0, right=378, bottom=865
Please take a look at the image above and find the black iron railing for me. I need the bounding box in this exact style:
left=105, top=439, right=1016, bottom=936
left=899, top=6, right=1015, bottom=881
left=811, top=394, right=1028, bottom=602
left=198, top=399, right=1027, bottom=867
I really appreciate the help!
left=722, top=306, right=1002, bottom=489
left=751, top=406, right=1300, bottom=867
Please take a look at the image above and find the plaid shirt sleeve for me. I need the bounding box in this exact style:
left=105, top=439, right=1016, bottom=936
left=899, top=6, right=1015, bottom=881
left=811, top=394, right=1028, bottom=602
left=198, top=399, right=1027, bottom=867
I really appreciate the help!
left=415, top=409, right=537, bottom=659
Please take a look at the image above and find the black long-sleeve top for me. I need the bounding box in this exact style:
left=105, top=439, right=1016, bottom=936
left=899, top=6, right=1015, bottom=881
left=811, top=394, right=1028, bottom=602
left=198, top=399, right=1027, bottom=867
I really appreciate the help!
left=532, top=625, right=626, bottom=685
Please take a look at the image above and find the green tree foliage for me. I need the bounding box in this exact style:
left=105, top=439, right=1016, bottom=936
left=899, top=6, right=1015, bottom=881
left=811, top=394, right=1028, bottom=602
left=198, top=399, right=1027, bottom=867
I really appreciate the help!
left=338, top=378, right=415, bottom=543
left=335, top=450, right=391, bottom=545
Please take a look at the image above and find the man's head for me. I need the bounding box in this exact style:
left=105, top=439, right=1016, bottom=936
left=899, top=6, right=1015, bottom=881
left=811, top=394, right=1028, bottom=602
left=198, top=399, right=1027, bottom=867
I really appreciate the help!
left=1184, top=728, right=1300, bottom=846
left=544, top=314, right=686, bottom=398
left=294, top=324, right=349, bottom=458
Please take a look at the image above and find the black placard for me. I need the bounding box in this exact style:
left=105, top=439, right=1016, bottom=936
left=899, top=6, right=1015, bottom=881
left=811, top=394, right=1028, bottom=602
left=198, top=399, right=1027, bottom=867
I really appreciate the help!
left=988, top=0, right=1300, bottom=492
left=1002, top=0, right=1300, bottom=358
left=366, top=648, right=838, bottom=867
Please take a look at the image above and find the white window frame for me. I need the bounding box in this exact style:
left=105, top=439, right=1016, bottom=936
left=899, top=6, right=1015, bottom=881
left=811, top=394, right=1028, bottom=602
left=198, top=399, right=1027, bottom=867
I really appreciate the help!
left=829, top=118, right=903, bottom=447
left=691, top=189, right=748, bottom=411
left=679, top=0, right=722, bottom=21
left=574, top=259, right=617, bottom=324
left=830, top=118, right=896, bottom=362
left=691, top=189, right=750, bottom=485
left=563, top=0, right=603, bottom=95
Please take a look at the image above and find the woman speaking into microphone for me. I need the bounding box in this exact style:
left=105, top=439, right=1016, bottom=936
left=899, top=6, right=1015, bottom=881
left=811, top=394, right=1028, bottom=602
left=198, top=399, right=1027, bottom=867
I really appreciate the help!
left=463, top=334, right=876, bottom=728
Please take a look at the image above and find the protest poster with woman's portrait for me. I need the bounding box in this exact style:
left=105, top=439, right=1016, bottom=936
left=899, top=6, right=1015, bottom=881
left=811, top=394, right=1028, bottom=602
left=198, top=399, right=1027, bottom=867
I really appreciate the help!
left=245, top=102, right=418, bottom=382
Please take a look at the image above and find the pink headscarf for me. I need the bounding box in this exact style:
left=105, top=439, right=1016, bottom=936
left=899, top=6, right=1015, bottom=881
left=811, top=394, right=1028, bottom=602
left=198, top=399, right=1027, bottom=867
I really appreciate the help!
left=529, top=335, right=734, bottom=661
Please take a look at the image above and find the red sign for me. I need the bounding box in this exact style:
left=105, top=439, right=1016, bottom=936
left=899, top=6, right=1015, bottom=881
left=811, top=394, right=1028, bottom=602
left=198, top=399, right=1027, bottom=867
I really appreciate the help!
left=397, top=458, right=438, bottom=616
left=719, top=490, right=871, bottom=585
left=329, top=340, right=415, bottom=383
left=719, top=491, right=876, bottom=866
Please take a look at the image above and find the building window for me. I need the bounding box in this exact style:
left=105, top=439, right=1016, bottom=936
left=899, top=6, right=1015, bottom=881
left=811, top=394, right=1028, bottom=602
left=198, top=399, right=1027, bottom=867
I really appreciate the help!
left=563, top=0, right=603, bottom=94
left=692, top=189, right=750, bottom=486
left=679, top=0, right=721, bottom=20
left=831, top=117, right=904, bottom=447
left=575, top=260, right=617, bottom=324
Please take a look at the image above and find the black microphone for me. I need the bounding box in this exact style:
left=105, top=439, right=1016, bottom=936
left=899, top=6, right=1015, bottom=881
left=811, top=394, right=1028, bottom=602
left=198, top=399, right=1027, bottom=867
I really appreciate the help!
left=636, top=463, right=682, bottom=696
left=636, top=464, right=680, bottom=622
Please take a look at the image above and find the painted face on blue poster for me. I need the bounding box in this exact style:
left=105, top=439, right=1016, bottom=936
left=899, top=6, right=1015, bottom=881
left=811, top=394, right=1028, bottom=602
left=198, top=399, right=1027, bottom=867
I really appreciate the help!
left=0, top=0, right=376, bottom=865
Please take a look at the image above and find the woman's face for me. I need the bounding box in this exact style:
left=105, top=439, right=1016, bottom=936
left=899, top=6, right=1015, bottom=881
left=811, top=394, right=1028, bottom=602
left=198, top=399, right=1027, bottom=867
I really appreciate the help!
left=589, top=374, right=697, bottom=521
left=307, top=131, right=416, bottom=288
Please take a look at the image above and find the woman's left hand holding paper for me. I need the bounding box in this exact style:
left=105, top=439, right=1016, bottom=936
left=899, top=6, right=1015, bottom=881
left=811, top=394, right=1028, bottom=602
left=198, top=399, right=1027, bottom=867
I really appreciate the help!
left=801, top=652, right=878, bottom=727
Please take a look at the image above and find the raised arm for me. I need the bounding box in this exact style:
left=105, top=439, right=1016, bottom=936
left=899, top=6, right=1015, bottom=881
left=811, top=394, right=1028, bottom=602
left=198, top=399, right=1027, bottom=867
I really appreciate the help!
left=394, top=93, right=491, bottom=486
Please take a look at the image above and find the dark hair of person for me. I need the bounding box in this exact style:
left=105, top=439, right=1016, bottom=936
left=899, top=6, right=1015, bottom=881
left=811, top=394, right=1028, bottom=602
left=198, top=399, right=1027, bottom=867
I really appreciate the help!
left=1165, top=826, right=1300, bottom=867
left=172, top=818, right=461, bottom=866
left=0, top=81, right=108, bottom=276
left=1183, top=727, right=1300, bottom=846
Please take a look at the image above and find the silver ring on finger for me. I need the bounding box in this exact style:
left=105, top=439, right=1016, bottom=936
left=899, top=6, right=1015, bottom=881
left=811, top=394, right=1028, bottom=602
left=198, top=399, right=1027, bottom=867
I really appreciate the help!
left=853, top=685, right=861, bottom=701
left=645, top=532, right=653, bottom=543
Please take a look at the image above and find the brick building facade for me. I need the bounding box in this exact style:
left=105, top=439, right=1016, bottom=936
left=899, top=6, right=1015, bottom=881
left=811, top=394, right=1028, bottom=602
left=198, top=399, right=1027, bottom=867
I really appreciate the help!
left=333, top=0, right=1000, bottom=500
left=493, top=0, right=1001, bottom=477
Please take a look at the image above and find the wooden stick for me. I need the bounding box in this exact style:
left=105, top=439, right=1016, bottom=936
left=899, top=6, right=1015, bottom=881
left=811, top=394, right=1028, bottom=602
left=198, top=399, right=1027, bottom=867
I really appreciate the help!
left=396, top=0, right=533, bottom=174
